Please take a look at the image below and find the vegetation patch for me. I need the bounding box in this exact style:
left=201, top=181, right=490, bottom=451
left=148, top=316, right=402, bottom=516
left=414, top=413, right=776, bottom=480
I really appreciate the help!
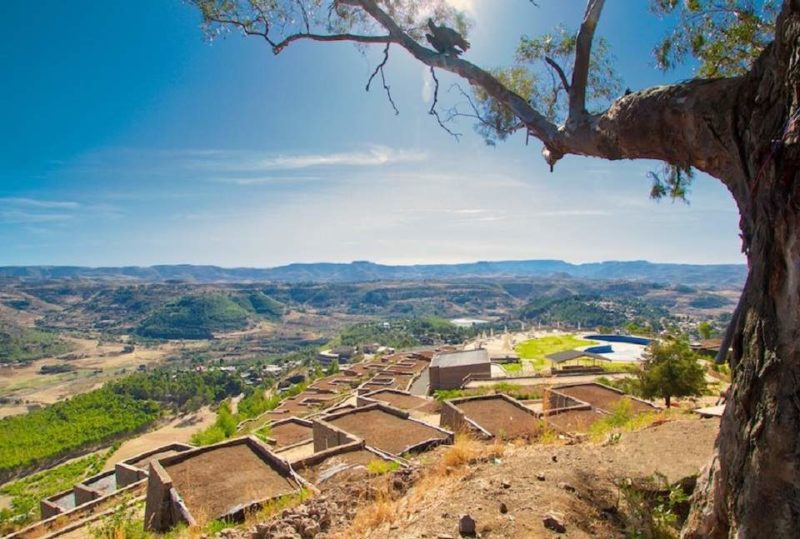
left=434, top=382, right=542, bottom=401
left=0, top=448, right=114, bottom=533
left=519, top=295, right=669, bottom=331
left=330, top=316, right=477, bottom=350
left=0, top=321, right=72, bottom=364
left=366, top=459, right=401, bottom=475
left=135, top=293, right=255, bottom=339
left=0, top=389, right=159, bottom=478
left=110, top=369, right=244, bottom=413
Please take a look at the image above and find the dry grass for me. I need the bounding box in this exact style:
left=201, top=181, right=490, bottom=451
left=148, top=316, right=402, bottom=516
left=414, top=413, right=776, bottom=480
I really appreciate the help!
left=588, top=407, right=695, bottom=443
left=342, top=434, right=509, bottom=537
left=537, top=420, right=565, bottom=445
left=243, top=488, right=312, bottom=528
left=344, top=476, right=402, bottom=537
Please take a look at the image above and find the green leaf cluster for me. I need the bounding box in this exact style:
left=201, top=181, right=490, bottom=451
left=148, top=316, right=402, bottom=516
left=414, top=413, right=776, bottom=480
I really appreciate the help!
left=652, top=0, right=779, bottom=77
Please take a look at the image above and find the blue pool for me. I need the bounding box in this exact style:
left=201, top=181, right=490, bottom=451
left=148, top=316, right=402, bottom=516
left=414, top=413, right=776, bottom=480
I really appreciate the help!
left=585, top=334, right=652, bottom=346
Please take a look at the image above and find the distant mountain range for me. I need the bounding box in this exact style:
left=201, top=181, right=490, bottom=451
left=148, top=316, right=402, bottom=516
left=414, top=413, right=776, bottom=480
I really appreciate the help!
left=0, top=260, right=746, bottom=287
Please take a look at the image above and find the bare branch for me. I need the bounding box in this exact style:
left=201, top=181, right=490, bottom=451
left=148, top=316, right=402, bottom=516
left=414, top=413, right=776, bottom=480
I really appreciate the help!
left=294, top=0, right=311, bottom=33
left=203, top=14, right=279, bottom=48
left=272, top=32, right=392, bottom=54
left=366, top=43, right=399, bottom=115
left=345, top=0, right=560, bottom=154
left=201, top=9, right=393, bottom=54
left=544, top=56, right=570, bottom=92
left=429, top=67, right=462, bottom=140
left=568, top=0, right=605, bottom=127
left=446, top=84, right=524, bottom=139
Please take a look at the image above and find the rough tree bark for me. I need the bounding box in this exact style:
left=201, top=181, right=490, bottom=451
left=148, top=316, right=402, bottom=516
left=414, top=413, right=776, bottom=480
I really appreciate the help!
left=197, top=0, right=800, bottom=535
left=684, top=3, right=800, bottom=536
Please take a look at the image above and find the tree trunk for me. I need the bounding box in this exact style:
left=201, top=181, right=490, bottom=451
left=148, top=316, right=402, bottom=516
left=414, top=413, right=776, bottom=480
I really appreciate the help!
left=684, top=4, right=800, bottom=536
left=665, top=394, right=671, bottom=409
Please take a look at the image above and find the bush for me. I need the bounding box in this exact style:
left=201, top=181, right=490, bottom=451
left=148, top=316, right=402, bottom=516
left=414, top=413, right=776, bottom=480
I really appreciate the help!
left=366, top=459, right=401, bottom=475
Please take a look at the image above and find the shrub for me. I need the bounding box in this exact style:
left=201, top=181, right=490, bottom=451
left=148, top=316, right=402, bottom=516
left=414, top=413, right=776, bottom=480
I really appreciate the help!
left=366, top=459, right=401, bottom=475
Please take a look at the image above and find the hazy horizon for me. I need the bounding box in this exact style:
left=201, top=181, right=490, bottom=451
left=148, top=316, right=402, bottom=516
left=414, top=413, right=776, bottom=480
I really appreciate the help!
left=0, top=257, right=746, bottom=269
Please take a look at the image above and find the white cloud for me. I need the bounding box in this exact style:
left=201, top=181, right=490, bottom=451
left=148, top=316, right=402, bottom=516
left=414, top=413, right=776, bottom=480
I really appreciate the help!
left=0, top=197, right=80, bottom=209
left=0, top=210, right=74, bottom=224
left=185, top=145, right=427, bottom=173
left=0, top=197, right=122, bottom=225
left=210, top=176, right=322, bottom=186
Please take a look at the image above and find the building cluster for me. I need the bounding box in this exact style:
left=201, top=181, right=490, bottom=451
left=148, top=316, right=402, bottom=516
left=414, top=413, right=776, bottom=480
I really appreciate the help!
left=10, top=344, right=661, bottom=538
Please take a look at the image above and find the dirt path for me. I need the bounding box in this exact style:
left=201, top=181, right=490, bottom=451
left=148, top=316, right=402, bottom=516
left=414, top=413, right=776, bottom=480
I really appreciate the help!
left=102, top=407, right=215, bottom=471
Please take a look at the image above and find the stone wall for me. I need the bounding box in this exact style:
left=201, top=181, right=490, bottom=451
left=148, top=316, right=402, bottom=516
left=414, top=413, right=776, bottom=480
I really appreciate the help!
left=430, top=362, right=492, bottom=390
left=312, top=419, right=359, bottom=452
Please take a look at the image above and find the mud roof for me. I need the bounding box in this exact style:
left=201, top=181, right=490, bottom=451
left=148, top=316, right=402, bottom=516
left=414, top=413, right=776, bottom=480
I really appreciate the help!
left=431, top=349, right=490, bottom=368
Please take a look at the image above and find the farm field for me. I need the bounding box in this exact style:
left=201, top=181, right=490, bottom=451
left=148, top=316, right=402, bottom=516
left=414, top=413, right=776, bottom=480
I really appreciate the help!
left=0, top=337, right=178, bottom=417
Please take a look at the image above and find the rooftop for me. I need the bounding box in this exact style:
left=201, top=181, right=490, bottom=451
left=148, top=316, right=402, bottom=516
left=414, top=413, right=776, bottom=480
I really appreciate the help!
left=431, top=349, right=490, bottom=369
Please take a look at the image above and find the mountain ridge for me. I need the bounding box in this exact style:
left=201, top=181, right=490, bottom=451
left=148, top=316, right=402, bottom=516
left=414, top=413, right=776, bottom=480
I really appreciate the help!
left=0, top=259, right=746, bottom=287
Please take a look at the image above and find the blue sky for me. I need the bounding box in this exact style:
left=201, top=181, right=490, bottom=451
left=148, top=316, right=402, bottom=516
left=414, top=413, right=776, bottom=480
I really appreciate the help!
left=0, top=1, right=743, bottom=267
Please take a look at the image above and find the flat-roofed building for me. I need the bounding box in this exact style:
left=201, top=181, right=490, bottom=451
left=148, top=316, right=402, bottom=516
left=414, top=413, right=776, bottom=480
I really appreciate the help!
left=429, top=349, right=491, bottom=390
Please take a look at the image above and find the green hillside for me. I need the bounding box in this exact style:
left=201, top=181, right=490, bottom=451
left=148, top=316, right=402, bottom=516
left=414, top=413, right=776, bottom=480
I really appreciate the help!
left=233, top=291, right=284, bottom=320
left=135, top=293, right=253, bottom=339
left=0, top=322, right=72, bottom=364
left=519, top=295, right=669, bottom=330
left=134, top=292, right=283, bottom=340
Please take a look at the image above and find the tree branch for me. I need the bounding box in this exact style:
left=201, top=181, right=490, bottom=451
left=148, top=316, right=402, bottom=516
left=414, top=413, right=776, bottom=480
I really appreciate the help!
left=544, top=56, right=570, bottom=92
left=429, top=67, right=462, bottom=140
left=201, top=0, right=748, bottom=180
left=366, top=43, right=399, bottom=115
left=344, top=0, right=561, bottom=158
left=272, top=32, right=393, bottom=54
left=446, top=84, right=524, bottom=139
left=568, top=0, right=605, bottom=127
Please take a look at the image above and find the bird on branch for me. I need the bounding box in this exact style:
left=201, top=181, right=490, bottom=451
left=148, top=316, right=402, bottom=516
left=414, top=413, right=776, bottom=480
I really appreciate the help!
left=425, top=18, right=470, bottom=56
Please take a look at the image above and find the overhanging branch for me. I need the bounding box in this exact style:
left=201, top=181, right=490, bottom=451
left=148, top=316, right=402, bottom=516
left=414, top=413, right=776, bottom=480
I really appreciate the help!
left=272, top=32, right=392, bottom=54
left=345, top=0, right=561, bottom=152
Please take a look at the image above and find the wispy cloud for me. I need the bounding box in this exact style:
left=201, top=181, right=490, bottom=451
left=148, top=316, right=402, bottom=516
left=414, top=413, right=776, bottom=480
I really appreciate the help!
left=0, top=197, right=121, bottom=225
left=0, top=210, right=74, bottom=224
left=209, top=176, right=323, bottom=186
left=536, top=209, right=612, bottom=217
left=183, top=145, right=427, bottom=173
left=0, top=197, right=80, bottom=209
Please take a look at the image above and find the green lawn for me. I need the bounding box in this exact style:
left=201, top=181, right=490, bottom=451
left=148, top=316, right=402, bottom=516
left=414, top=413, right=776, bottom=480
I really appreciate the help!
left=514, top=334, right=598, bottom=371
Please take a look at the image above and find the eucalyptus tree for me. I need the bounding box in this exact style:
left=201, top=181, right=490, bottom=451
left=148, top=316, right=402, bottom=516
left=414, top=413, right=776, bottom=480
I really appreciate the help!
left=189, top=1, right=796, bottom=536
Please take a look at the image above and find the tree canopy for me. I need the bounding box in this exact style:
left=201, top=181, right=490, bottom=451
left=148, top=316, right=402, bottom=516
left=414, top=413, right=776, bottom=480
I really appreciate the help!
left=638, top=334, right=707, bottom=407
